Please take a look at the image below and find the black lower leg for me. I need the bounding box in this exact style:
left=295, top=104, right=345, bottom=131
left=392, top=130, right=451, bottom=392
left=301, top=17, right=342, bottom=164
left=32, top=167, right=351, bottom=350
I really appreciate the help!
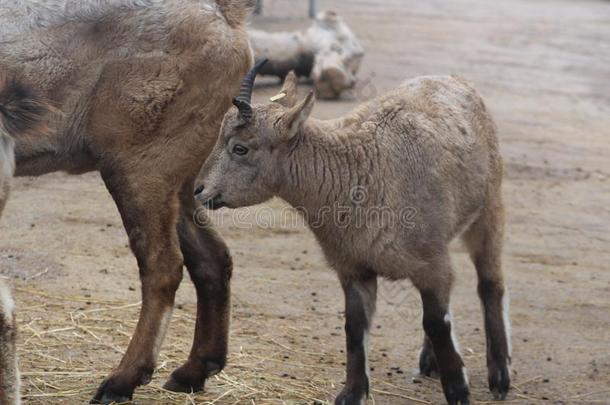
left=335, top=276, right=376, bottom=405
left=478, top=279, right=511, bottom=399
left=419, top=335, right=439, bottom=377
left=164, top=205, right=232, bottom=393
left=421, top=290, right=469, bottom=405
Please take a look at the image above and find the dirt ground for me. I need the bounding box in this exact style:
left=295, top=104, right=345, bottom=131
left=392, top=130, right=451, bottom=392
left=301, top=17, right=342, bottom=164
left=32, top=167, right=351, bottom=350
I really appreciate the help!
left=1, top=0, right=609, bottom=403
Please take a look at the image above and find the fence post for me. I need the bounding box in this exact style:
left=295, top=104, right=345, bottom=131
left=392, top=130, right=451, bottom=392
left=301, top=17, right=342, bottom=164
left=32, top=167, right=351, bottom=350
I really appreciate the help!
left=309, top=0, right=316, bottom=18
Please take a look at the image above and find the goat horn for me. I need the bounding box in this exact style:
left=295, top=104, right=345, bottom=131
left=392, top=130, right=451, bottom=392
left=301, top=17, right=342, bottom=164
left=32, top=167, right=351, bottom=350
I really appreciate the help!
left=232, top=58, right=268, bottom=119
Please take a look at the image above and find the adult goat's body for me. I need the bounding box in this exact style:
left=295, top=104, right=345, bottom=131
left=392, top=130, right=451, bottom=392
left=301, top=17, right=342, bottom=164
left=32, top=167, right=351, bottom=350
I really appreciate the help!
left=1, top=0, right=255, bottom=402
left=196, top=71, right=511, bottom=404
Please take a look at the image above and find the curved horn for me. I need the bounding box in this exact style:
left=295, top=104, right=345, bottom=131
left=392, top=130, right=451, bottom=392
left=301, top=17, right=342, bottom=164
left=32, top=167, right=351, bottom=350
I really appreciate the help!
left=232, top=58, right=268, bottom=120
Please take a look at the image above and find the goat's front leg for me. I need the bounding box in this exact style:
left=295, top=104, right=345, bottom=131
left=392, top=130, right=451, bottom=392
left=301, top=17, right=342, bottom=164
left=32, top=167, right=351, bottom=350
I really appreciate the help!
left=91, top=171, right=183, bottom=404
left=164, top=192, right=232, bottom=392
left=335, top=273, right=377, bottom=405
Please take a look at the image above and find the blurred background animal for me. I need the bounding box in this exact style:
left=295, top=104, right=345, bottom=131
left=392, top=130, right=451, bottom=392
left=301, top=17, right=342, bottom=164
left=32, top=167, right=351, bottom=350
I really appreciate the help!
left=249, top=10, right=364, bottom=99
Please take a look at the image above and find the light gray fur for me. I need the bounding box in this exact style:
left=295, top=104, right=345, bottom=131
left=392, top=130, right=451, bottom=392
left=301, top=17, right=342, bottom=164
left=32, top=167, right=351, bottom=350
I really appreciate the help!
left=0, top=0, right=225, bottom=38
left=249, top=10, right=364, bottom=99
left=198, top=75, right=501, bottom=285
left=196, top=72, right=508, bottom=403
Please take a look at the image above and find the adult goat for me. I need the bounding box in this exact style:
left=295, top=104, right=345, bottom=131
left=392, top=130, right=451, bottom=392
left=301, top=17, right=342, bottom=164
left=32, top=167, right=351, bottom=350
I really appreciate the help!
left=0, top=0, right=255, bottom=402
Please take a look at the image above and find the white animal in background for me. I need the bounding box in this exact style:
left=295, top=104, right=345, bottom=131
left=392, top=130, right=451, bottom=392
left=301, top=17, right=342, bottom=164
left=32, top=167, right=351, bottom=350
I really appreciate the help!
left=249, top=10, right=364, bottom=99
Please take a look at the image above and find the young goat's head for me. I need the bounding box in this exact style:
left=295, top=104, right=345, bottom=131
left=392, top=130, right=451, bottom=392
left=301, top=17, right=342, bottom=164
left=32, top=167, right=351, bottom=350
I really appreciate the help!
left=195, top=61, right=315, bottom=209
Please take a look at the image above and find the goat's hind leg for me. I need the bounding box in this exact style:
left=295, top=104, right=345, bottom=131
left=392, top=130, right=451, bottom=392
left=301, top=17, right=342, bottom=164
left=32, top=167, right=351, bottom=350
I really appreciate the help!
left=335, top=272, right=377, bottom=405
left=164, top=187, right=232, bottom=393
left=415, top=256, right=469, bottom=405
left=463, top=195, right=511, bottom=400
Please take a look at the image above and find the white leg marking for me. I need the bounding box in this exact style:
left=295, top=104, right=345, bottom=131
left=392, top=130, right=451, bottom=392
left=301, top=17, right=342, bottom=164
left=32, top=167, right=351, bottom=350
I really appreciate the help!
left=0, top=134, right=15, bottom=215
left=445, top=309, right=462, bottom=355
left=502, top=290, right=512, bottom=357
left=446, top=311, right=469, bottom=386
left=152, top=308, right=173, bottom=362
left=363, top=329, right=370, bottom=383
left=0, top=133, right=15, bottom=179
left=353, top=283, right=373, bottom=403
left=0, top=282, right=15, bottom=322
left=462, top=366, right=469, bottom=386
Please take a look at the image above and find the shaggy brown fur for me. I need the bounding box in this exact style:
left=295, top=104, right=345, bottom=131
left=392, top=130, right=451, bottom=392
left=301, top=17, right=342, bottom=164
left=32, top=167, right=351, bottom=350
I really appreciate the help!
left=196, top=72, right=511, bottom=405
left=0, top=1, right=255, bottom=403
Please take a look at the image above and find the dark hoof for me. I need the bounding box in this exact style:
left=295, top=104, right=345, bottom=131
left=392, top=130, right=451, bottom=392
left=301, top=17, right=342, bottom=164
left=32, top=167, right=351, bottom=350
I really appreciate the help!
left=445, top=384, right=470, bottom=405
left=335, top=385, right=368, bottom=405
left=163, top=358, right=223, bottom=393
left=442, top=369, right=470, bottom=405
left=489, top=362, right=511, bottom=400
left=163, top=373, right=204, bottom=393
left=90, top=378, right=134, bottom=404
left=419, top=347, right=440, bottom=377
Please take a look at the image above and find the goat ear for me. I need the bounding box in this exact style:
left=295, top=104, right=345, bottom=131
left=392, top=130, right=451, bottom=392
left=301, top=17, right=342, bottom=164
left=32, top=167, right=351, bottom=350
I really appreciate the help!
left=281, top=90, right=315, bottom=140
left=275, top=71, right=299, bottom=107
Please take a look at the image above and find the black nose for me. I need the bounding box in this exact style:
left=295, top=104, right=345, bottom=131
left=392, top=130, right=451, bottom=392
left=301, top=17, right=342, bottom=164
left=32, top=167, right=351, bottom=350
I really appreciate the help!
left=194, top=185, right=204, bottom=196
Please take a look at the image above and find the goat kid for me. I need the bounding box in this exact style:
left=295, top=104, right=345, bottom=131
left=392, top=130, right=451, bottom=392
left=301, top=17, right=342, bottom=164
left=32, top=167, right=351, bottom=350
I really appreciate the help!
left=195, top=67, right=511, bottom=405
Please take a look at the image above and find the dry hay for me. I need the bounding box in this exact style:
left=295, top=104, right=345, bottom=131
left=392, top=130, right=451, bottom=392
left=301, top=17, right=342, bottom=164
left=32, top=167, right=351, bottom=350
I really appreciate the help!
left=16, top=284, right=581, bottom=404
left=12, top=283, right=605, bottom=404
left=14, top=285, right=433, bottom=404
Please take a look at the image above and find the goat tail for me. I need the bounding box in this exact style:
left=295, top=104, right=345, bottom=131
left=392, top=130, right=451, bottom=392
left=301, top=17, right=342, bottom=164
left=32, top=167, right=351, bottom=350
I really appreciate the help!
left=0, top=73, right=49, bottom=138
left=215, top=0, right=256, bottom=28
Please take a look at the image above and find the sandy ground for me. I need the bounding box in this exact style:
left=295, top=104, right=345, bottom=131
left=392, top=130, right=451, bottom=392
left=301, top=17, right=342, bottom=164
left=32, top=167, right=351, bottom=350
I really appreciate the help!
left=1, top=0, right=609, bottom=403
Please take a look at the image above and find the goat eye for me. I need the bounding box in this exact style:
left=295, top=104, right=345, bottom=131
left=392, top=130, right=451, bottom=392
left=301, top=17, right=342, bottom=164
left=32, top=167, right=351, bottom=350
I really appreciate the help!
left=232, top=144, right=249, bottom=156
